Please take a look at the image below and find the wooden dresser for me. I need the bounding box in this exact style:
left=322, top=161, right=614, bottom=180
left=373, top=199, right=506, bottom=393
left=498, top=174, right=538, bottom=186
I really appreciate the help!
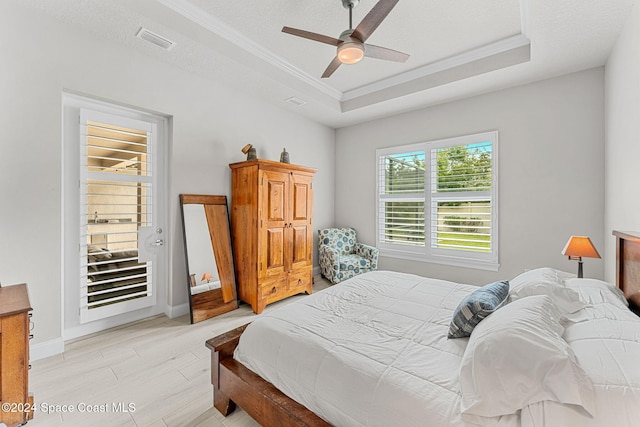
left=230, top=159, right=316, bottom=314
left=0, top=284, right=34, bottom=426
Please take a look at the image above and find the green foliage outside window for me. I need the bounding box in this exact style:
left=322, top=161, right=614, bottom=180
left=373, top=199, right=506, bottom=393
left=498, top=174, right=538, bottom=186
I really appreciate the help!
left=382, top=142, right=493, bottom=252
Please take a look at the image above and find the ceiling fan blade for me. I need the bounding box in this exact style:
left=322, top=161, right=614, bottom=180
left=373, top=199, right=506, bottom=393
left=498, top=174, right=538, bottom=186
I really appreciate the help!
left=282, top=26, right=342, bottom=46
left=351, top=0, right=400, bottom=43
left=364, top=44, right=409, bottom=62
left=321, top=56, right=342, bottom=78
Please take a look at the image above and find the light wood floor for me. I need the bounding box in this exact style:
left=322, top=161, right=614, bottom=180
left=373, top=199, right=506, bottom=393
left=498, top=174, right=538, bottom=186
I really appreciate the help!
left=29, top=277, right=331, bottom=427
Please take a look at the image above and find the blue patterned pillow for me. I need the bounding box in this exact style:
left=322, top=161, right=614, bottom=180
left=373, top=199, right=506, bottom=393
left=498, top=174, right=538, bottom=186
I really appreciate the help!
left=448, top=281, right=510, bottom=339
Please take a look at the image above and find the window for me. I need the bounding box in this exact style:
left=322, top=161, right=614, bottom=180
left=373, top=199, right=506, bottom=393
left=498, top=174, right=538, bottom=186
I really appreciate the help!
left=376, top=132, right=498, bottom=270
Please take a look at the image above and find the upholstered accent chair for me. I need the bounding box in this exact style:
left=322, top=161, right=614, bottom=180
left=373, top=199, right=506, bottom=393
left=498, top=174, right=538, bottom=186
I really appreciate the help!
left=318, top=227, right=379, bottom=284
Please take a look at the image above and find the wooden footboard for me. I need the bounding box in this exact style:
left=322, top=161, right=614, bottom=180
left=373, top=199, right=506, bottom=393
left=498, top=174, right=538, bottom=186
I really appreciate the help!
left=205, top=324, right=331, bottom=427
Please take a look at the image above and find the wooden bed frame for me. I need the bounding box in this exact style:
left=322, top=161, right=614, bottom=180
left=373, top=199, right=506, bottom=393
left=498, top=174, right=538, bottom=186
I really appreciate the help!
left=613, top=230, right=640, bottom=313
left=205, top=324, right=330, bottom=427
left=205, top=230, right=640, bottom=426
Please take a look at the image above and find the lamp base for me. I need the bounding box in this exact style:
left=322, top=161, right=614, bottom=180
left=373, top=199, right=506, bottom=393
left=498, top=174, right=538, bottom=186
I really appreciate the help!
left=577, top=261, right=583, bottom=278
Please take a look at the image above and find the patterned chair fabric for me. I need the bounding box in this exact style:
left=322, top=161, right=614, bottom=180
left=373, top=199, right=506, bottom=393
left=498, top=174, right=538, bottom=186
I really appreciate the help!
left=318, top=227, right=380, bottom=284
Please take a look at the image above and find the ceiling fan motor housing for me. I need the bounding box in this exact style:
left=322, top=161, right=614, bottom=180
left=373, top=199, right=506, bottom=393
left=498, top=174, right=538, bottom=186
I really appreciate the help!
left=342, top=0, right=360, bottom=9
left=337, top=30, right=364, bottom=64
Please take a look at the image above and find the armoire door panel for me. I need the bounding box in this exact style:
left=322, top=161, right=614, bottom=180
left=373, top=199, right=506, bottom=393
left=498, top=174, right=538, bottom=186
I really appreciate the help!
left=266, top=176, right=287, bottom=222
left=291, top=225, right=308, bottom=264
left=291, top=176, right=312, bottom=221
left=266, top=228, right=285, bottom=270
left=292, top=182, right=309, bottom=221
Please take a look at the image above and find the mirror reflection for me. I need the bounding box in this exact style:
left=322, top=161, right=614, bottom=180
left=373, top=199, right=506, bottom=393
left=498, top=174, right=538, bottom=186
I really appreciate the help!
left=183, top=204, right=220, bottom=294
left=180, top=194, right=238, bottom=323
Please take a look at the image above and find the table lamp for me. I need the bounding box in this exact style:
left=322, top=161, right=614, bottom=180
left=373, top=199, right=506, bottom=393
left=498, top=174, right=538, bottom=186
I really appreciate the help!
left=561, top=236, right=600, bottom=278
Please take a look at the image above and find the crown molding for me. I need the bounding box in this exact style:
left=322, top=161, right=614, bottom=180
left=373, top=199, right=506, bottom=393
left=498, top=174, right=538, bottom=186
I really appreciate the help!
left=157, top=0, right=530, bottom=112
left=341, top=39, right=530, bottom=112
left=156, top=0, right=343, bottom=100
left=342, top=34, right=531, bottom=102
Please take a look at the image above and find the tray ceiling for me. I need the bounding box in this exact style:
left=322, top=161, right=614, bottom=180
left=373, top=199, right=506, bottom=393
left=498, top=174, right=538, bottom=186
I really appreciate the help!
left=17, top=0, right=635, bottom=127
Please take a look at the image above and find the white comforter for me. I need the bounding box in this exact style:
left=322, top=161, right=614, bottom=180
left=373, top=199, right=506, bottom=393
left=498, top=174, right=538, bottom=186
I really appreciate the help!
left=520, top=278, right=640, bottom=427
left=234, top=271, right=640, bottom=427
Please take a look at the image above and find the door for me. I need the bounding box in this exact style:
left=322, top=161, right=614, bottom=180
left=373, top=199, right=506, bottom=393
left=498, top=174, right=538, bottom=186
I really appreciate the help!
left=289, top=173, right=313, bottom=272
left=79, top=108, right=164, bottom=324
left=259, top=169, right=289, bottom=279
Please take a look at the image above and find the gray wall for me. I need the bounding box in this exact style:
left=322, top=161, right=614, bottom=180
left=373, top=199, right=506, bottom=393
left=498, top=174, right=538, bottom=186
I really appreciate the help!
left=335, top=68, right=605, bottom=285
left=0, top=3, right=335, bottom=349
left=604, top=2, right=640, bottom=283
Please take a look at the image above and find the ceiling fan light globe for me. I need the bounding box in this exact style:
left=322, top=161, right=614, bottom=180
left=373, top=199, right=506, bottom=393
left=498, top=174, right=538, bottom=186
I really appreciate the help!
left=337, top=42, right=364, bottom=64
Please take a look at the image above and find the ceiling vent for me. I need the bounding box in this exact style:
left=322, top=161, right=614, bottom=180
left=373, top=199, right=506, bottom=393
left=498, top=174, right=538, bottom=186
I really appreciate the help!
left=285, top=97, right=307, bottom=107
left=136, top=27, right=176, bottom=51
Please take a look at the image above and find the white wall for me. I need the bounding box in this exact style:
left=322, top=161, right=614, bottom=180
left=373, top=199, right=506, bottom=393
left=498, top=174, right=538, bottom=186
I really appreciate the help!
left=336, top=68, right=605, bottom=285
left=0, top=3, right=335, bottom=349
left=604, top=1, right=640, bottom=283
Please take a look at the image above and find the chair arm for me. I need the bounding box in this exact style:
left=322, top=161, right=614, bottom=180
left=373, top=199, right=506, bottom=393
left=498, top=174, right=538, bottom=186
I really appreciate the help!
left=319, top=245, right=342, bottom=284
left=354, top=243, right=380, bottom=270
left=320, top=245, right=340, bottom=267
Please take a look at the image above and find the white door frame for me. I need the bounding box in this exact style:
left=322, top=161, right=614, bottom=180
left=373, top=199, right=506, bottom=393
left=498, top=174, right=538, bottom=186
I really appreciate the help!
left=62, top=92, right=170, bottom=341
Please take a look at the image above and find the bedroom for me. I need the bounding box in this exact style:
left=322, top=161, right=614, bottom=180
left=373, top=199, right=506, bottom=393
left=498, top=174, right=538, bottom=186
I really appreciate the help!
left=0, top=0, right=639, bottom=426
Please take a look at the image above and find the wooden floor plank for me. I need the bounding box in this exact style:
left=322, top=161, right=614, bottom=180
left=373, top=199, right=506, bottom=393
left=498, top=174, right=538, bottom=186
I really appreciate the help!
left=28, top=276, right=330, bottom=427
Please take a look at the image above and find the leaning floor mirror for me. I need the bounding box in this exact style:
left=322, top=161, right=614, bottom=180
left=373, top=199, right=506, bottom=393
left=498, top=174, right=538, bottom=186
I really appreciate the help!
left=180, top=194, right=238, bottom=323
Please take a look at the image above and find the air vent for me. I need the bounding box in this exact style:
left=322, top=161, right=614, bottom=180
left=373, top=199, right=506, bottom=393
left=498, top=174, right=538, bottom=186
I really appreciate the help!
left=136, top=27, right=176, bottom=51
left=285, top=97, right=307, bottom=107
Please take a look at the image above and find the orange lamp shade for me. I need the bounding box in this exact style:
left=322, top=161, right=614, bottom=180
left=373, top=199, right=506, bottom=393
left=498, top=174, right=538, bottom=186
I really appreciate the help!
left=561, top=236, right=601, bottom=259
left=201, top=272, right=213, bottom=282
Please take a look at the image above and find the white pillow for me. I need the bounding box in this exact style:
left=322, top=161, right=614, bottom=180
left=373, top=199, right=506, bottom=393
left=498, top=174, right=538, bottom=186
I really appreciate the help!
left=565, top=277, right=629, bottom=309
left=509, top=268, right=586, bottom=315
left=511, top=267, right=576, bottom=286
left=459, top=295, right=595, bottom=422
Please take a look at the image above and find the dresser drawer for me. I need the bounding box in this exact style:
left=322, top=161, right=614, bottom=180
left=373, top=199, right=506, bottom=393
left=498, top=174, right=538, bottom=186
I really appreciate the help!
left=288, top=270, right=311, bottom=292
left=259, top=279, right=289, bottom=304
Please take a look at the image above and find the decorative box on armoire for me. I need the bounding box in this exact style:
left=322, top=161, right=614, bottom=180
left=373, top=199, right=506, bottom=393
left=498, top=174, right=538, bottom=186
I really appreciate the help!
left=0, top=283, right=34, bottom=427
left=229, top=159, right=316, bottom=314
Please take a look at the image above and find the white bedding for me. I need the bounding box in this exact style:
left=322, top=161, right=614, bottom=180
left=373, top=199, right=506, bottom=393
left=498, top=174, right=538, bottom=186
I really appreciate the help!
left=234, top=271, right=640, bottom=427
left=520, top=278, right=640, bottom=427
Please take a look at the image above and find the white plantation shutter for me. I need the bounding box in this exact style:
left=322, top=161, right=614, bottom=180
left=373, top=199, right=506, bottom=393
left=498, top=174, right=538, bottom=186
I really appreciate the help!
left=430, top=140, right=493, bottom=254
left=377, top=149, right=426, bottom=251
left=376, top=132, right=498, bottom=270
left=80, top=110, right=157, bottom=323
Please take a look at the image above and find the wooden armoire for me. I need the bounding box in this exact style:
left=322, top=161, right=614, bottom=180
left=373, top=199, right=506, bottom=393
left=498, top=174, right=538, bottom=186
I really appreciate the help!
left=229, top=159, right=316, bottom=314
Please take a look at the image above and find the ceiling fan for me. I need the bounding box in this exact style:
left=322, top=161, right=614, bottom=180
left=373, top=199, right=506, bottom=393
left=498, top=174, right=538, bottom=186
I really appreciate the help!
left=282, top=0, right=409, bottom=78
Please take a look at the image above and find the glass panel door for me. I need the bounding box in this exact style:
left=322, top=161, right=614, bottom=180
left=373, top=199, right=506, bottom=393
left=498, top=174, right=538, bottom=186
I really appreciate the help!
left=79, top=109, right=158, bottom=323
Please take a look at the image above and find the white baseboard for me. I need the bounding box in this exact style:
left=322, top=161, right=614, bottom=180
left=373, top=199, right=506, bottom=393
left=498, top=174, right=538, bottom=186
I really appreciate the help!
left=165, top=302, right=189, bottom=319
left=30, top=338, right=65, bottom=361
left=31, top=305, right=189, bottom=360
left=63, top=306, right=166, bottom=342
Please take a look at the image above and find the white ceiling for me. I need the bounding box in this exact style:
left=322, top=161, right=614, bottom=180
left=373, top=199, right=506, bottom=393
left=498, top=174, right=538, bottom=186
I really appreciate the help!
left=19, top=0, right=634, bottom=128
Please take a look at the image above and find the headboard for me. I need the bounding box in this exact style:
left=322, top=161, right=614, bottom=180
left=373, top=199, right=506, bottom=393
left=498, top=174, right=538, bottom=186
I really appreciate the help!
left=613, top=230, right=640, bottom=312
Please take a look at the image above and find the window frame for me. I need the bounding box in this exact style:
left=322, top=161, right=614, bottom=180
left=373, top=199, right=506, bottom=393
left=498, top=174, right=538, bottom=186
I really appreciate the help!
left=376, top=131, right=499, bottom=271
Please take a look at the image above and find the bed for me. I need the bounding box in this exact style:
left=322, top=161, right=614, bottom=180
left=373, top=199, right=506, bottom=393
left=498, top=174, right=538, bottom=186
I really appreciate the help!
left=206, top=231, right=640, bottom=427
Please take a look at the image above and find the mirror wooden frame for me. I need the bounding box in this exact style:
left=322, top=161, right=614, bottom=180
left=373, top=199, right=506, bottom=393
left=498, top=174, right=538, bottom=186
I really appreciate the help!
left=180, top=194, right=238, bottom=323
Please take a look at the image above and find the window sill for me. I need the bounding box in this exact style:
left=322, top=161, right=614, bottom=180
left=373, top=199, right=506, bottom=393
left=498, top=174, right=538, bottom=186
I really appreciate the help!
left=380, top=249, right=499, bottom=272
